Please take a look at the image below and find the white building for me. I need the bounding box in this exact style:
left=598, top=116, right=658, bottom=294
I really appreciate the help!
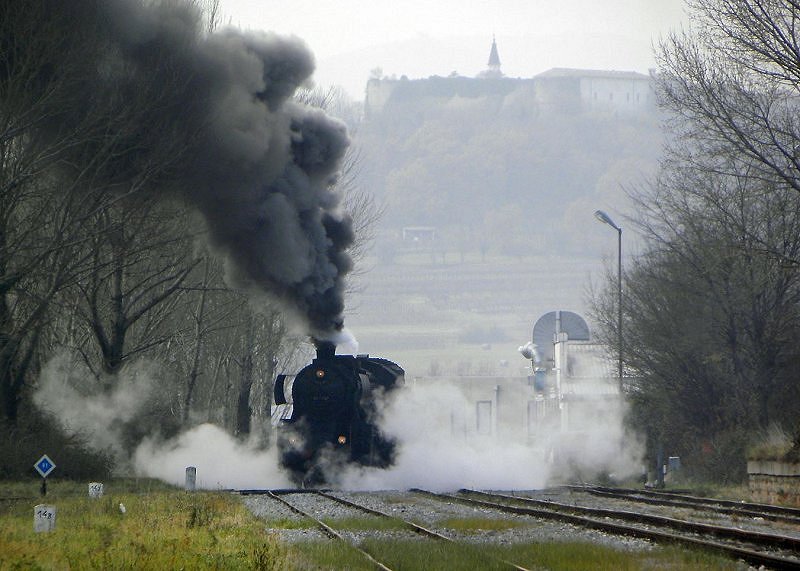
left=365, top=38, right=656, bottom=117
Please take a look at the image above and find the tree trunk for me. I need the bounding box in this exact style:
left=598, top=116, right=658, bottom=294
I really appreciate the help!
left=235, top=352, right=253, bottom=437
left=183, top=258, right=210, bottom=425
left=0, top=362, right=19, bottom=422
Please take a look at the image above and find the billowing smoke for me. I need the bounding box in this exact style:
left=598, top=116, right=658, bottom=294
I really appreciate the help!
left=335, top=377, right=643, bottom=491
left=30, top=0, right=353, bottom=337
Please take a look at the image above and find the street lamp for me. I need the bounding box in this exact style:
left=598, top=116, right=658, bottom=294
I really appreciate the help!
left=594, top=210, right=623, bottom=392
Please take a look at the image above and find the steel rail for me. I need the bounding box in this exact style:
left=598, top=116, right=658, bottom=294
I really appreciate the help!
left=589, top=485, right=800, bottom=519
left=569, top=486, right=800, bottom=525
left=262, top=490, right=394, bottom=571
left=463, top=489, right=800, bottom=552
left=313, top=490, right=450, bottom=540
left=412, top=489, right=800, bottom=571
left=245, top=489, right=532, bottom=571
left=314, top=490, right=532, bottom=571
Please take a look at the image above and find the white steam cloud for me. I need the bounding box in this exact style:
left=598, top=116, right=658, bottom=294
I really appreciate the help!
left=133, top=424, right=290, bottom=489
left=331, top=327, right=359, bottom=355
left=338, top=378, right=642, bottom=491
left=34, top=353, right=291, bottom=489
left=34, top=352, right=641, bottom=491
left=339, top=381, right=548, bottom=491
left=33, top=353, right=156, bottom=459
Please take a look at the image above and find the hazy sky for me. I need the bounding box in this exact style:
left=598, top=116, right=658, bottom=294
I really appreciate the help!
left=222, top=1, right=688, bottom=99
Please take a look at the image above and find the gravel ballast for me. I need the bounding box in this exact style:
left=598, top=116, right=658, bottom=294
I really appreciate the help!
left=242, top=489, right=656, bottom=551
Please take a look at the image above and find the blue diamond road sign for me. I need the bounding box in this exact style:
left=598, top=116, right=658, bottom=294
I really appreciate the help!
left=34, top=455, right=56, bottom=478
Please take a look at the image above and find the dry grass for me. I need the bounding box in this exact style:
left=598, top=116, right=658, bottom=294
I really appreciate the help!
left=0, top=480, right=290, bottom=570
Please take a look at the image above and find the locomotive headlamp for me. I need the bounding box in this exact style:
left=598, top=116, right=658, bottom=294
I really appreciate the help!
left=337, top=435, right=347, bottom=445
left=315, top=369, right=325, bottom=378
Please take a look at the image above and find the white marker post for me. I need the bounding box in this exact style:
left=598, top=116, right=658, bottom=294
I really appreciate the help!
left=33, top=504, right=56, bottom=533
left=88, top=482, right=104, bottom=498
left=185, top=466, right=196, bottom=492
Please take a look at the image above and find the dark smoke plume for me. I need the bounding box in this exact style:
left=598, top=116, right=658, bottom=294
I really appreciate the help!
left=22, top=0, right=353, bottom=337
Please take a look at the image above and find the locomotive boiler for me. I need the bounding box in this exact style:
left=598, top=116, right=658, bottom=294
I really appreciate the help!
left=272, top=341, right=404, bottom=485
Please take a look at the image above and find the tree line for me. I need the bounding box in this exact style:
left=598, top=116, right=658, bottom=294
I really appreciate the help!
left=0, top=1, right=372, bottom=478
left=592, top=0, right=800, bottom=482
left=358, top=72, right=663, bottom=261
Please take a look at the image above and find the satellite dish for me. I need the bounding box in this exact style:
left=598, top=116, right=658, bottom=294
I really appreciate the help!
left=531, top=310, right=590, bottom=365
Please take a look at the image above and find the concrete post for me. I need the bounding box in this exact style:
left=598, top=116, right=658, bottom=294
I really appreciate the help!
left=185, top=466, right=197, bottom=491
left=34, top=505, right=56, bottom=533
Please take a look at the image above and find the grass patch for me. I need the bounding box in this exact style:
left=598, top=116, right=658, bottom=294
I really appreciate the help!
left=0, top=478, right=177, bottom=502
left=286, top=540, right=377, bottom=570
left=0, top=480, right=290, bottom=570
left=484, top=541, right=747, bottom=571
left=259, top=517, right=317, bottom=530
left=362, top=539, right=511, bottom=570
left=321, top=516, right=407, bottom=531
left=357, top=539, right=746, bottom=571
left=438, top=516, right=526, bottom=532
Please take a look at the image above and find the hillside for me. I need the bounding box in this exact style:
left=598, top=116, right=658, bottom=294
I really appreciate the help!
left=345, top=73, right=663, bottom=375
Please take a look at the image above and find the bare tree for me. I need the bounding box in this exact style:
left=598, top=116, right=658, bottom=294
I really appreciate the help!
left=72, top=199, right=200, bottom=384
left=592, top=152, right=800, bottom=480
left=590, top=1, right=800, bottom=479
left=657, top=1, right=800, bottom=195
left=295, top=86, right=385, bottom=287
left=0, top=1, right=115, bottom=421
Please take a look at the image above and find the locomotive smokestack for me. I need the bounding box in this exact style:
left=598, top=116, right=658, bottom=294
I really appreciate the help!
left=314, top=340, right=336, bottom=360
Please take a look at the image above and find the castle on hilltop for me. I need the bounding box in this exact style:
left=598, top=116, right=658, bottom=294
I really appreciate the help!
left=365, top=37, right=655, bottom=117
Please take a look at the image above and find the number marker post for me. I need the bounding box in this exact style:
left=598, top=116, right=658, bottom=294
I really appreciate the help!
left=88, top=482, right=104, bottom=498
left=33, top=504, right=56, bottom=533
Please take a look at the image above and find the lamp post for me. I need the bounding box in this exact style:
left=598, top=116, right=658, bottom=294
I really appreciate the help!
left=594, top=210, right=623, bottom=393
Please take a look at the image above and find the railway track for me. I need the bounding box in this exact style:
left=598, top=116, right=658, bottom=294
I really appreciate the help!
left=420, top=488, right=800, bottom=570
left=570, top=485, right=800, bottom=525
left=239, top=489, right=531, bottom=571
left=241, top=487, right=800, bottom=569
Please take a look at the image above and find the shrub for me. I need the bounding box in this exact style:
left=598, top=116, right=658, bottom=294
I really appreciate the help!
left=0, top=407, right=113, bottom=480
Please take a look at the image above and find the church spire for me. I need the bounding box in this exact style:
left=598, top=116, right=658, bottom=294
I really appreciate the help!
left=478, top=35, right=503, bottom=78
left=487, top=35, right=501, bottom=70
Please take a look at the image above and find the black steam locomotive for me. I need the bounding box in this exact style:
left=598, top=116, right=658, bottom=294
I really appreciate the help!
left=272, top=341, right=404, bottom=485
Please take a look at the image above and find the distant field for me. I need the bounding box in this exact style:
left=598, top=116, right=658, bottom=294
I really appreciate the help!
left=347, top=251, right=604, bottom=376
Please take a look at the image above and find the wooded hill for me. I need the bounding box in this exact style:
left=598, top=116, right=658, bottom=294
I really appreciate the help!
left=355, top=75, right=664, bottom=260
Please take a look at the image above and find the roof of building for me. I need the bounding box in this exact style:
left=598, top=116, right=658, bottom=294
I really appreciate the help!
left=536, top=67, right=651, bottom=80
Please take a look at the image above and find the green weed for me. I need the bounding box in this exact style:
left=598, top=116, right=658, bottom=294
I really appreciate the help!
left=320, top=515, right=407, bottom=531
left=0, top=482, right=287, bottom=570
left=437, top=516, right=526, bottom=532
left=484, top=541, right=748, bottom=571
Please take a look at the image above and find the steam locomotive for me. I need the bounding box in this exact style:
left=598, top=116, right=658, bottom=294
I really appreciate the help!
left=272, top=341, right=404, bottom=485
